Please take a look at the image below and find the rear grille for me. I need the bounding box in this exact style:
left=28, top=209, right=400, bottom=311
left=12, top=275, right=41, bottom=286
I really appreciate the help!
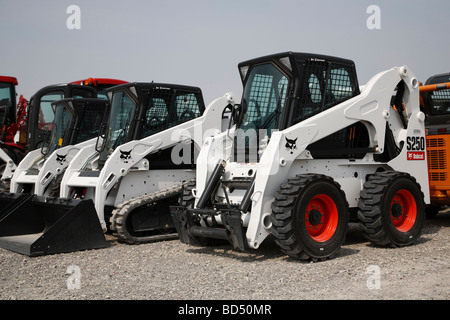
left=427, top=149, right=446, bottom=170
left=427, top=138, right=445, bottom=148
left=430, top=172, right=447, bottom=182
left=427, top=137, right=448, bottom=182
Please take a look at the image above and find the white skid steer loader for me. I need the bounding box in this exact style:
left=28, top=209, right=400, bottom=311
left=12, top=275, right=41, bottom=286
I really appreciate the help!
left=1, top=78, right=126, bottom=193
left=171, top=52, right=430, bottom=261
left=56, top=82, right=237, bottom=244
left=0, top=83, right=97, bottom=190
left=10, top=98, right=110, bottom=196
left=0, top=97, right=110, bottom=256
left=0, top=82, right=236, bottom=255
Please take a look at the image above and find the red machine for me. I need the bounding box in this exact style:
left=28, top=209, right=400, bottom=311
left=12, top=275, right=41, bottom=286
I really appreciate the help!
left=0, top=76, right=27, bottom=164
left=70, top=78, right=128, bottom=99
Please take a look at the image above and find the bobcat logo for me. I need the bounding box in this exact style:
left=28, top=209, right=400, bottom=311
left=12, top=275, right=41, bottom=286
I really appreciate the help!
left=285, top=137, right=297, bottom=154
left=56, top=154, right=67, bottom=165
left=119, top=149, right=132, bottom=163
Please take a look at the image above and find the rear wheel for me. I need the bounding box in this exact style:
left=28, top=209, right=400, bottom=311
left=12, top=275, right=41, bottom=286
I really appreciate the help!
left=271, top=174, right=349, bottom=261
left=357, top=171, right=425, bottom=247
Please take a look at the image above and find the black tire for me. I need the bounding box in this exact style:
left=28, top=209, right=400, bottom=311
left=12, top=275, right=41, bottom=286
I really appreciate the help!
left=357, top=171, right=425, bottom=247
left=270, top=174, right=349, bottom=261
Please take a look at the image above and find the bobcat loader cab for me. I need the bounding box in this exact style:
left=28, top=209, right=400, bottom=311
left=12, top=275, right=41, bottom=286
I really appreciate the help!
left=10, top=98, right=110, bottom=196
left=58, top=82, right=237, bottom=244
left=171, top=52, right=429, bottom=261
left=0, top=83, right=97, bottom=185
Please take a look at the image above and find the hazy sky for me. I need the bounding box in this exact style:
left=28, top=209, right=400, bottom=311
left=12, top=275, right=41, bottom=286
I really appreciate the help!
left=1, top=0, right=450, bottom=104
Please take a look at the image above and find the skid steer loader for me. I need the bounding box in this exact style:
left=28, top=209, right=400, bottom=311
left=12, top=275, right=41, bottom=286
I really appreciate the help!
left=0, top=98, right=109, bottom=242
left=0, top=83, right=97, bottom=190
left=57, top=82, right=236, bottom=244
left=0, top=82, right=237, bottom=255
left=0, top=78, right=127, bottom=189
left=10, top=97, right=110, bottom=196
left=170, top=51, right=430, bottom=261
left=0, top=86, right=113, bottom=256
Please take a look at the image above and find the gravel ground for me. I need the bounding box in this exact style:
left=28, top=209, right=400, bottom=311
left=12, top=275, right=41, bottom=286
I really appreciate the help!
left=0, top=211, right=448, bottom=301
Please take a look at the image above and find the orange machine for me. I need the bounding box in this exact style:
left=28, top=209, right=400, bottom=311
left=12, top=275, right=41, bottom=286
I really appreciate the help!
left=420, top=73, right=450, bottom=214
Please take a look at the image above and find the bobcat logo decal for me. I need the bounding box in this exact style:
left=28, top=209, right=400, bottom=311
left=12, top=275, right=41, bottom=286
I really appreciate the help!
left=119, top=149, right=132, bottom=163
left=285, top=137, right=297, bottom=154
left=56, top=154, right=67, bottom=165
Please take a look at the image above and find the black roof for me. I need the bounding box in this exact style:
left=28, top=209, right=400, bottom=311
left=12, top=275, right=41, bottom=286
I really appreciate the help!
left=30, top=83, right=97, bottom=100
left=425, top=73, right=450, bottom=85
left=105, top=82, right=203, bottom=94
left=51, top=98, right=109, bottom=115
left=51, top=97, right=108, bottom=105
left=238, top=51, right=356, bottom=68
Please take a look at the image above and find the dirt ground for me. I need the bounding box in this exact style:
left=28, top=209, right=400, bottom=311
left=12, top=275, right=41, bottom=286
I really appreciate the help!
left=0, top=211, right=448, bottom=303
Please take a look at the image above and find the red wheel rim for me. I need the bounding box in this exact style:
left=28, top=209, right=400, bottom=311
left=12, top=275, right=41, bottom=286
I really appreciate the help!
left=305, top=194, right=339, bottom=242
left=390, top=189, right=417, bottom=232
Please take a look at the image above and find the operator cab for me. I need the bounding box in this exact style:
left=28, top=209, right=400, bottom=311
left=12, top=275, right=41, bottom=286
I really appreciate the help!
left=98, top=82, right=205, bottom=168
left=42, top=98, right=110, bottom=156
left=26, top=84, right=97, bottom=152
left=235, top=52, right=367, bottom=162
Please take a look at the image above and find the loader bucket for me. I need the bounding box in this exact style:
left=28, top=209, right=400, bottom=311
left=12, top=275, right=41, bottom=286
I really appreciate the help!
left=0, top=193, right=34, bottom=221
left=0, top=195, right=108, bottom=256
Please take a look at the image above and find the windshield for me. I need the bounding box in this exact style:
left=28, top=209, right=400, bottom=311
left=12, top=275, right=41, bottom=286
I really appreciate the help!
left=428, top=88, right=450, bottom=116
left=74, top=103, right=108, bottom=144
left=47, top=103, right=74, bottom=154
left=103, top=90, right=136, bottom=154
left=240, top=63, right=289, bottom=135
left=235, top=63, right=289, bottom=162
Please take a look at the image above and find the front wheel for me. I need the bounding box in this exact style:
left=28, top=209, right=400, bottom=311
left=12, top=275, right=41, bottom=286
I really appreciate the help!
left=357, top=171, right=425, bottom=247
left=270, top=174, right=349, bottom=261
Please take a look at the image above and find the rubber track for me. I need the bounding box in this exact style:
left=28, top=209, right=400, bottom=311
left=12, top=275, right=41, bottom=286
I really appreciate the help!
left=110, top=179, right=195, bottom=244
